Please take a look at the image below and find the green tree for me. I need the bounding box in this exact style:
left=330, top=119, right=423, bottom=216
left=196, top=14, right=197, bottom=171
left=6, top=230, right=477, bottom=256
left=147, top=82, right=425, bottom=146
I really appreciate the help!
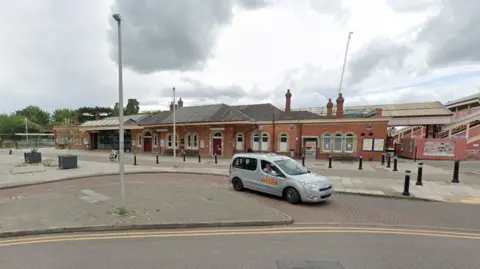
left=15, top=105, right=51, bottom=125
left=77, top=106, right=113, bottom=122
left=52, top=108, right=77, bottom=125
left=0, top=114, right=41, bottom=141
left=125, top=99, right=140, bottom=115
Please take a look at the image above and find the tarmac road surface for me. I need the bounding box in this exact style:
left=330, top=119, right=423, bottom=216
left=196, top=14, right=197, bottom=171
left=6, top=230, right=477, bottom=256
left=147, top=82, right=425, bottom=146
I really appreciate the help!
left=1, top=225, right=479, bottom=269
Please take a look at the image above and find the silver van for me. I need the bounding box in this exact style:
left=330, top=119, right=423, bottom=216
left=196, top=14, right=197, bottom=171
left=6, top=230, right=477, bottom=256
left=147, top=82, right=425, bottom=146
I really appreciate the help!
left=229, top=153, right=333, bottom=204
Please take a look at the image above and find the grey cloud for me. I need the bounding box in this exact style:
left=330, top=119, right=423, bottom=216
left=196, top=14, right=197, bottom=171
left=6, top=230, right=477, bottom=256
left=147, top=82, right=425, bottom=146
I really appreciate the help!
left=348, top=39, right=412, bottom=85
left=309, top=0, right=350, bottom=21
left=156, top=78, right=269, bottom=101
left=416, top=0, right=480, bottom=68
left=108, top=0, right=268, bottom=74
left=238, top=0, right=270, bottom=9
left=0, top=0, right=117, bottom=113
left=385, top=0, right=443, bottom=13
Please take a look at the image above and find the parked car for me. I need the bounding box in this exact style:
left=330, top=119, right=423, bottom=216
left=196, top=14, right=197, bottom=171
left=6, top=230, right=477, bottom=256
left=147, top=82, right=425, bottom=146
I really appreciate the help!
left=229, top=153, right=333, bottom=204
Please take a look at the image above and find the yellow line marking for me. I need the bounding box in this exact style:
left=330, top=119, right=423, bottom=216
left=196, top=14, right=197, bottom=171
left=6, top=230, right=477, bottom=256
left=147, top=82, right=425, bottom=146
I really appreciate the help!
left=459, top=198, right=480, bottom=204
left=1, top=226, right=479, bottom=247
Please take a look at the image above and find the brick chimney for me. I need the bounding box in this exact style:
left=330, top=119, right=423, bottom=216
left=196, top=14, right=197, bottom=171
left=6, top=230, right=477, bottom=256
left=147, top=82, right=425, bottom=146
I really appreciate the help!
left=73, top=115, right=79, bottom=125
left=326, top=98, right=334, bottom=118
left=178, top=98, right=183, bottom=108
left=285, top=89, right=292, bottom=112
left=336, top=93, right=345, bottom=119
left=375, top=108, right=383, bottom=118
left=169, top=102, right=174, bottom=111
left=95, top=111, right=100, bottom=120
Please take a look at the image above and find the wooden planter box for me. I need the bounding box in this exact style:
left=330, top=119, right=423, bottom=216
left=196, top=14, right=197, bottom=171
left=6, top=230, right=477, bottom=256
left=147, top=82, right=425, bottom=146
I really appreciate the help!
left=24, top=152, right=42, bottom=164
left=58, top=155, right=78, bottom=170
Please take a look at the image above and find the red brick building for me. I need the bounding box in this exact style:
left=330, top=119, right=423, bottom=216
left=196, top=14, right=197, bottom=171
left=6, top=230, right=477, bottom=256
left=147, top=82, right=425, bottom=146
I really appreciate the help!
left=54, top=90, right=389, bottom=161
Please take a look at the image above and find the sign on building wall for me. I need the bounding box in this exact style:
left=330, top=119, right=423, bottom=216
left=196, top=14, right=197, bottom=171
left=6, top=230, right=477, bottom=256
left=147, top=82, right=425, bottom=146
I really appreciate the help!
left=373, top=139, right=385, bottom=152
left=423, top=141, right=455, bottom=156
left=362, top=139, right=373, bottom=151
left=200, top=140, right=205, bottom=149
left=362, top=138, right=385, bottom=152
left=160, top=139, right=165, bottom=147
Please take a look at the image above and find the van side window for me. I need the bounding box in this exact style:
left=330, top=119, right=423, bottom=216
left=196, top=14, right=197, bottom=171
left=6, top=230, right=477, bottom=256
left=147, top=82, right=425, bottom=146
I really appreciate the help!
left=244, top=158, right=257, bottom=171
left=232, top=157, right=244, bottom=168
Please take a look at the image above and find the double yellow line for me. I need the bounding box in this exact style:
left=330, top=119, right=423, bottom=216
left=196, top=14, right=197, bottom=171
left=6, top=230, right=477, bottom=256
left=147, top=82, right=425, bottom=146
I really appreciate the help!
left=1, top=226, right=479, bottom=247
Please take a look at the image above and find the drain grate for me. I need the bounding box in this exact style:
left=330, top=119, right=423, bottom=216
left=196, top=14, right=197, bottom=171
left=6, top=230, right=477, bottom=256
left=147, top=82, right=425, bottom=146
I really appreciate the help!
left=276, top=260, right=345, bottom=269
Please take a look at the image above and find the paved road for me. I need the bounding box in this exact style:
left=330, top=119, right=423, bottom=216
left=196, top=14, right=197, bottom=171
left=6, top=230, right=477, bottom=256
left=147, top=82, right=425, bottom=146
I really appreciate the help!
left=3, top=173, right=480, bottom=230
left=423, top=160, right=480, bottom=176
left=13, top=150, right=478, bottom=183
left=1, top=225, right=479, bottom=268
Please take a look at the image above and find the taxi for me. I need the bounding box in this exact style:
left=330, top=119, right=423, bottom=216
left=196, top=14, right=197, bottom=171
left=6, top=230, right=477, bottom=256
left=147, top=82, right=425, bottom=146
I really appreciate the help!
left=229, top=153, right=333, bottom=204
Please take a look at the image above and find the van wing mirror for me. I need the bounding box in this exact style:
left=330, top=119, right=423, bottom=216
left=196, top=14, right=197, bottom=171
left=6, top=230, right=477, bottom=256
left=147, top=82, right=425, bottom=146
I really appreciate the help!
left=307, top=170, right=311, bottom=173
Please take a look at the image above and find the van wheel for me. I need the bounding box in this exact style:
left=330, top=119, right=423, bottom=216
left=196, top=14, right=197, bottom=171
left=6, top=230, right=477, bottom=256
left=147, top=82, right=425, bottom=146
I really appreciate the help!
left=232, top=177, right=244, bottom=191
left=284, top=187, right=301, bottom=204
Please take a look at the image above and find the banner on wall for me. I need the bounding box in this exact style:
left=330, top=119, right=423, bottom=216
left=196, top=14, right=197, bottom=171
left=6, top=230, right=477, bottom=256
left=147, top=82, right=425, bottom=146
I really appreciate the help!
left=423, top=141, right=454, bottom=156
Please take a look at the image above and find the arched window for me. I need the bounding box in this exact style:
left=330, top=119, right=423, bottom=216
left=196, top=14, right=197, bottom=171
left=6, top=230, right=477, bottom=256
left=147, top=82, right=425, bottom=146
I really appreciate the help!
left=144, top=131, right=152, bottom=137
left=137, top=134, right=142, bottom=147
left=261, top=132, right=269, bottom=151
left=334, top=133, right=343, bottom=152
left=213, top=132, right=222, bottom=138
left=167, top=133, right=178, bottom=148
left=185, top=133, right=192, bottom=149
left=184, top=133, right=199, bottom=149
left=322, top=133, right=331, bottom=152
left=153, top=133, right=158, bottom=147
left=279, top=133, right=288, bottom=152
left=345, top=133, right=355, bottom=153
left=252, top=133, right=260, bottom=151
left=236, top=133, right=244, bottom=150
left=192, top=133, right=198, bottom=149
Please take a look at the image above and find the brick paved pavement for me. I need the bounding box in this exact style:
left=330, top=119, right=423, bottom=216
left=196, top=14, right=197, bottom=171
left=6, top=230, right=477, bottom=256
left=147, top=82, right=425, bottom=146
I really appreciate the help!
left=2, top=173, right=480, bottom=231
left=0, top=174, right=290, bottom=235
left=2, top=148, right=480, bottom=203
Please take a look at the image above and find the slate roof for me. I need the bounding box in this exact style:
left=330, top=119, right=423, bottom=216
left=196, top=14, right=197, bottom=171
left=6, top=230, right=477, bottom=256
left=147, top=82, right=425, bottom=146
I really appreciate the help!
left=81, top=114, right=150, bottom=127
left=446, top=93, right=480, bottom=106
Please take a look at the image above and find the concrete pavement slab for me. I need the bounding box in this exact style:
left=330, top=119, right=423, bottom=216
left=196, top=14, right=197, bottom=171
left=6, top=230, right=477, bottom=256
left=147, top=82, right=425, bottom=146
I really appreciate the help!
left=0, top=175, right=293, bottom=237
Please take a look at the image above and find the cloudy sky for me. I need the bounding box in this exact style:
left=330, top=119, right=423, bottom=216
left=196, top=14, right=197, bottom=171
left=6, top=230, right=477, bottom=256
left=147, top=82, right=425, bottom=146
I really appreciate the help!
left=1, top=0, right=480, bottom=114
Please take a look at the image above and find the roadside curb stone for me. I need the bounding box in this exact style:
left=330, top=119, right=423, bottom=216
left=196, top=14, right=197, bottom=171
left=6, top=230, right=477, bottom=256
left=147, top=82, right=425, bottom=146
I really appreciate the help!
left=0, top=218, right=295, bottom=239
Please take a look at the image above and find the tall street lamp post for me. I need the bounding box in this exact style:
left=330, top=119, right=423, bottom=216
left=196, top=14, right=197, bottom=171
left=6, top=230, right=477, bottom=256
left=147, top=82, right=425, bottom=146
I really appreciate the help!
left=112, top=13, right=126, bottom=211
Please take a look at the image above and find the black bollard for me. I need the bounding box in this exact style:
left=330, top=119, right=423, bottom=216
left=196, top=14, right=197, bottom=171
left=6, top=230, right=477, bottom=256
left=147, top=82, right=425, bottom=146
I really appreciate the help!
left=328, top=155, right=332, bottom=169
left=381, top=152, right=385, bottom=165
left=214, top=153, right=218, bottom=164
left=402, top=170, right=411, bottom=196
left=386, top=154, right=391, bottom=168
left=183, top=152, right=186, bottom=162
left=416, top=162, right=423, bottom=186
left=452, top=160, right=460, bottom=183
left=302, top=155, right=305, bottom=166
left=358, top=156, right=363, bottom=170
left=198, top=153, right=201, bottom=163
left=134, top=154, right=137, bottom=166
left=393, top=156, right=398, bottom=172
left=9, top=149, right=12, bottom=155
left=156, top=154, right=159, bottom=164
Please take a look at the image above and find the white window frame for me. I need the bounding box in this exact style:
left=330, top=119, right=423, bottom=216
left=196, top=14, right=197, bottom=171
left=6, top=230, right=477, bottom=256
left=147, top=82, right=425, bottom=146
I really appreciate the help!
left=153, top=133, right=158, bottom=148
left=261, top=132, right=270, bottom=151
left=252, top=133, right=260, bottom=151
left=185, top=133, right=192, bottom=149
left=137, top=134, right=142, bottom=147
left=333, top=133, right=343, bottom=153
left=322, top=133, right=331, bottom=152
left=192, top=133, right=199, bottom=149
left=236, top=133, right=244, bottom=151
left=278, top=133, right=289, bottom=152
left=167, top=133, right=178, bottom=149
left=344, top=133, right=355, bottom=153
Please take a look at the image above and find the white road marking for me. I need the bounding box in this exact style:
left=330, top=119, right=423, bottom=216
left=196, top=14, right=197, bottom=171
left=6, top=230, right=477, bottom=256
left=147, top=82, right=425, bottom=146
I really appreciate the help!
left=79, top=189, right=110, bottom=204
